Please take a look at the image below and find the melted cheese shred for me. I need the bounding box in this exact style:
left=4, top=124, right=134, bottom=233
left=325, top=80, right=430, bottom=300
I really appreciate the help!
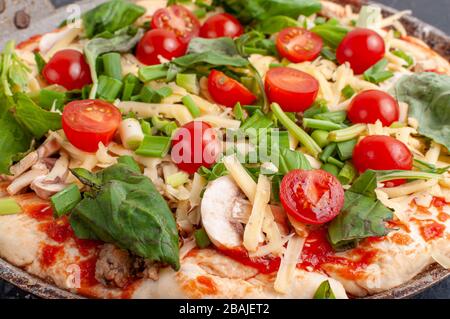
left=274, top=235, right=306, bottom=294
left=243, top=175, right=271, bottom=252
left=223, top=155, right=257, bottom=202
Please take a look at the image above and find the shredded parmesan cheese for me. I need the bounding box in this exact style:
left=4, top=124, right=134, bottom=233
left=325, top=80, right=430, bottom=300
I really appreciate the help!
left=274, top=235, right=305, bottom=294
left=380, top=179, right=439, bottom=198
left=223, top=155, right=257, bottom=202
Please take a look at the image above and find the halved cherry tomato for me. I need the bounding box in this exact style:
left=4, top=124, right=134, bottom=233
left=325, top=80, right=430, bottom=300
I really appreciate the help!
left=265, top=67, right=319, bottom=112
left=136, top=29, right=187, bottom=66
left=42, top=49, right=92, bottom=90
left=171, top=121, right=220, bottom=174
left=348, top=90, right=399, bottom=126
left=151, top=5, right=201, bottom=43
left=62, top=100, right=122, bottom=153
left=280, top=169, right=345, bottom=225
left=276, top=27, right=323, bottom=63
left=200, top=13, right=244, bottom=39
left=353, top=135, right=413, bottom=186
left=336, top=28, right=385, bottom=74
left=208, top=70, right=257, bottom=108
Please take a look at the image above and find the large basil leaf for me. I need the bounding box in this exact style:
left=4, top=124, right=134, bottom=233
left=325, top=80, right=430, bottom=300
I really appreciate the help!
left=0, top=93, right=32, bottom=174
left=255, top=16, right=299, bottom=35
left=328, top=171, right=393, bottom=251
left=216, top=0, right=321, bottom=24
left=311, top=20, right=348, bottom=49
left=313, top=281, right=336, bottom=299
left=82, top=0, right=145, bottom=38
left=172, top=37, right=249, bottom=68
left=70, top=164, right=180, bottom=270
left=84, top=27, right=144, bottom=99
left=278, top=148, right=312, bottom=175
left=393, top=72, right=450, bottom=151
left=14, top=93, right=62, bottom=139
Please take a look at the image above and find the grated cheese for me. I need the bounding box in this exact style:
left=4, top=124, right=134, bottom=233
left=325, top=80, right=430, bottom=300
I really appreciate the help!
left=118, top=101, right=194, bottom=125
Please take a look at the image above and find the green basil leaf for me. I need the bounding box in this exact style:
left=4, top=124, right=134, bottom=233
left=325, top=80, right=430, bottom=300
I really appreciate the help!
left=13, top=93, right=62, bottom=139
left=278, top=148, right=312, bottom=175
left=255, top=16, right=299, bottom=34
left=70, top=164, right=180, bottom=270
left=313, top=281, right=336, bottom=299
left=217, top=0, right=321, bottom=24
left=393, top=72, right=450, bottom=151
left=311, top=20, right=348, bottom=48
left=82, top=0, right=145, bottom=38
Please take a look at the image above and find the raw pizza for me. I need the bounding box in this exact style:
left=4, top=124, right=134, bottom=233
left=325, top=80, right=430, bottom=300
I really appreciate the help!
left=0, top=0, right=449, bottom=299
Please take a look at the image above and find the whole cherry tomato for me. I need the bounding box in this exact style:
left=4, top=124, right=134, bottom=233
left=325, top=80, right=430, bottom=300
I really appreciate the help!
left=200, top=13, right=244, bottom=39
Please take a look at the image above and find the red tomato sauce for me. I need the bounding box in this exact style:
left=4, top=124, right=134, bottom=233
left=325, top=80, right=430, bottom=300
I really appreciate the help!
left=40, top=244, right=64, bottom=268
left=78, top=256, right=99, bottom=287
left=417, top=220, right=446, bottom=242
left=24, top=204, right=53, bottom=221
left=218, top=248, right=281, bottom=274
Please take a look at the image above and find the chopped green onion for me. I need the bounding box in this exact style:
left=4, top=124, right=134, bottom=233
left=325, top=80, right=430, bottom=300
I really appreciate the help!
left=271, top=103, right=322, bottom=157
left=242, top=105, right=262, bottom=115
left=311, top=130, right=331, bottom=148
left=135, top=135, right=171, bottom=158
left=269, top=62, right=284, bottom=69
left=182, top=95, right=201, bottom=118
left=328, top=156, right=345, bottom=168
left=135, top=86, right=172, bottom=103
left=328, top=124, right=366, bottom=142
left=321, top=163, right=340, bottom=177
left=241, top=111, right=273, bottom=132
left=233, top=102, right=246, bottom=121
left=341, top=85, right=355, bottom=100
left=303, top=100, right=328, bottom=118
left=193, top=8, right=207, bottom=18
left=102, top=52, right=122, bottom=80
left=39, top=89, right=66, bottom=110
left=166, top=172, right=189, bottom=188
left=50, top=184, right=82, bottom=218
left=140, top=120, right=152, bottom=135
left=338, top=162, right=357, bottom=185
left=122, top=74, right=142, bottom=101
left=303, top=118, right=342, bottom=131
left=375, top=170, right=444, bottom=183
left=336, top=138, right=357, bottom=161
left=363, top=58, right=394, bottom=84
left=194, top=228, right=211, bottom=248
left=319, top=143, right=337, bottom=163
left=139, top=64, right=168, bottom=82
left=392, top=49, right=414, bottom=68
left=0, top=198, right=22, bottom=216
left=314, top=111, right=347, bottom=124
left=176, top=73, right=199, bottom=95
left=96, top=75, right=122, bottom=100
left=118, top=155, right=141, bottom=173
left=82, top=85, right=92, bottom=100
left=320, top=47, right=337, bottom=62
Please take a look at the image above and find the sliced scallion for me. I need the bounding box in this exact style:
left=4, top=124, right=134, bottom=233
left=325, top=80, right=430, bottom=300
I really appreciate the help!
left=321, top=163, right=340, bottom=177
left=122, top=74, right=142, bottom=101
left=176, top=73, right=199, bottom=95
left=166, top=172, right=189, bottom=188
left=303, top=118, right=342, bottom=131
left=138, top=64, right=168, bottom=82
left=303, top=100, right=328, bottom=118
left=311, top=130, right=330, bottom=148
left=271, top=103, right=322, bottom=157
left=97, top=75, right=122, bottom=100
left=0, top=198, right=21, bottom=216
left=328, top=156, right=345, bottom=168
left=194, top=228, right=211, bottom=248
left=319, top=143, right=337, bottom=163
left=338, top=162, right=357, bottom=185
left=102, top=52, right=122, bottom=80
left=336, top=138, right=357, bottom=161
left=182, top=95, right=201, bottom=118
left=314, top=111, right=347, bottom=124
left=328, top=124, right=366, bottom=142
left=135, top=135, right=171, bottom=158
left=51, top=184, right=82, bottom=218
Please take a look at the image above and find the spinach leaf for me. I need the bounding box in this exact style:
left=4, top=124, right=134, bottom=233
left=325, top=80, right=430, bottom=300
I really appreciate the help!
left=84, top=27, right=144, bottom=99
left=1, top=41, right=30, bottom=98
left=235, top=31, right=277, bottom=57
left=172, top=37, right=249, bottom=68
left=198, top=162, right=228, bottom=181
left=216, top=0, right=321, bottom=24
left=313, top=281, right=336, bottom=299
left=14, top=93, right=62, bottom=139
left=255, top=16, right=299, bottom=34
left=70, top=164, right=180, bottom=270
left=311, top=20, right=348, bottom=49
left=393, top=72, right=450, bottom=151
left=82, top=0, right=145, bottom=38
left=363, top=58, right=394, bottom=84
left=0, top=93, right=32, bottom=174
left=328, top=171, right=393, bottom=251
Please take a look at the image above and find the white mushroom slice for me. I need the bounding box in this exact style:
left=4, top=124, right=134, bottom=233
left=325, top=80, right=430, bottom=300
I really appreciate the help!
left=9, top=151, right=39, bottom=177
left=30, top=176, right=68, bottom=199
left=201, top=176, right=245, bottom=250
left=37, top=137, right=61, bottom=158
left=6, top=169, right=49, bottom=195
left=45, top=152, right=70, bottom=182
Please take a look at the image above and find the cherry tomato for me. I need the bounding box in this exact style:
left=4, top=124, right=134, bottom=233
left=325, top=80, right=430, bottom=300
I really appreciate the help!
left=151, top=5, right=201, bottom=43
left=265, top=67, right=319, bottom=112
left=42, top=49, right=92, bottom=91
left=280, top=169, right=345, bottom=225
left=276, top=27, right=323, bottom=63
left=62, top=100, right=122, bottom=153
left=200, top=13, right=244, bottom=39
left=208, top=70, right=257, bottom=108
left=348, top=90, right=400, bottom=126
left=171, top=121, right=220, bottom=174
left=336, top=28, right=385, bottom=74
left=353, top=135, right=413, bottom=186
left=136, top=29, right=187, bottom=66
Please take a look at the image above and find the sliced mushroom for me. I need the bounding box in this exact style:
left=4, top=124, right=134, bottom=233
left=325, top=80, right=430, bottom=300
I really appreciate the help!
left=9, top=151, right=39, bottom=177
left=45, top=152, right=69, bottom=182
left=7, top=168, right=48, bottom=195
left=30, top=177, right=68, bottom=199
left=201, top=176, right=245, bottom=250
left=37, top=137, right=61, bottom=158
